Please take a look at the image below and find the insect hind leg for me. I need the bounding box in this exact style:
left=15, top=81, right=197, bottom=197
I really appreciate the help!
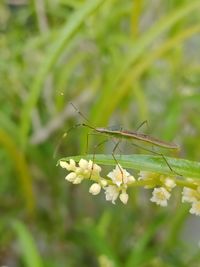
left=131, top=143, right=181, bottom=176
left=88, top=138, right=110, bottom=179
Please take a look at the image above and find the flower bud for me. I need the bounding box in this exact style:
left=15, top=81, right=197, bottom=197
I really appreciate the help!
left=89, top=183, right=101, bottom=195
left=93, top=164, right=102, bottom=173
left=65, top=172, right=76, bottom=182
left=60, top=159, right=76, bottom=171
left=73, top=175, right=83, bottom=184
left=79, top=159, right=88, bottom=169
left=60, top=161, right=69, bottom=169
left=119, top=191, right=129, bottom=204
left=164, top=178, right=176, bottom=189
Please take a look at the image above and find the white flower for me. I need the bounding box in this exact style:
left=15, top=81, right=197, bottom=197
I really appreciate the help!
left=78, top=159, right=101, bottom=176
left=189, top=201, right=200, bottom=216
left=79, top=159, right=89, bottom=169
left=182, top=187, right=198, bottom=203
left=60, top=159, right=76, bottom=171
left=73, top=175, right=84, bottom=184
left=88, top=160, right=102, bottom=174
left=150, top=187, right=171, bottom=207
left=164, top=178, right=176, bottom=190
left=104, top=185, right=119, bottom=204
left=65, top=172, right=83, bottom=184
left=107, top=165, right=135, bottom=187
left=89, top=183, right=101, bottom=195
left=65, top=172, right=76, bottom=182
left=119, top=190, right=129, bottom=204
left=59, top=161, right=69, bottom=169
left=62, top=158, right=103, bottom=187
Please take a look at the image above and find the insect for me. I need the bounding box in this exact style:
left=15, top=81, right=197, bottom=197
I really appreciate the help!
left=82, top=124, right=179, bottom=150
left=67, top=103, right=180, bottom=176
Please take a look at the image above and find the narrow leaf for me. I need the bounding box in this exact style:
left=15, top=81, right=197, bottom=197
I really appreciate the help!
left=12, top=221, right=43, bottom=267
left=59, top=154, right=200, bottom=178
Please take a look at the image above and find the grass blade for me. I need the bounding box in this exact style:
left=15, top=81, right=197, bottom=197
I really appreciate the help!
left=12, top=220, right=43, bottom=267
left=20, top=0, right=106, bottom=148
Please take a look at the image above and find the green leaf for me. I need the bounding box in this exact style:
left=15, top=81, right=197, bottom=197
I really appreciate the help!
left=125, top=214, right=166, bottom=267
left=76, top=219, right=121, bottom=267
left=19, top=0, right=106, bottom=148
left=58, top=154, right=200, bottom=178
left=89, top=0, right=200, bottom=126
left=12, top=220, right=43, bottom=267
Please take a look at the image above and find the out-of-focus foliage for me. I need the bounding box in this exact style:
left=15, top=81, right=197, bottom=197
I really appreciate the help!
left=0, top=0, right=200, bottom=266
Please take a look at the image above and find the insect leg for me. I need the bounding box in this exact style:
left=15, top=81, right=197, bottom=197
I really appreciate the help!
left=89, top=138, right=110, bottom=179
left=131, top=143, right=181, bottom=176
left=135, top=120, right=148, bottom=132
left=111, top=139, right=125, bottom=182
left=85, top=132, right=111, bottom=178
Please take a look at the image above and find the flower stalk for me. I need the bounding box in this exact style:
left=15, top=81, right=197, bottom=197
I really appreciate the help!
left=59, top=158, right=200, bottom=216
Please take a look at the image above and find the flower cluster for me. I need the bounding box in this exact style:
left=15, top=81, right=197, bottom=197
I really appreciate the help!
left=138, top=170, right=176, bottom=207
left=59, top=158, right=200, bottom=216
left=60, top=159, right=102, bottom=184
left=60, top=159, right=135, bottom=204
left=182, top=186, right=200, bottom=216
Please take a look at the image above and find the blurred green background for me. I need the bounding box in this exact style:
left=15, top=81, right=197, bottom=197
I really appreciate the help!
left=1, top=0, right=200, bottom=266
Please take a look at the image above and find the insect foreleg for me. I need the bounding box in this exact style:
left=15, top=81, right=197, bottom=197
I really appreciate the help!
left=111, top=139, right=125, bottom=182
left=88, top=138, right=110, bottom=179
left=53, top=123, right=83, bottom=158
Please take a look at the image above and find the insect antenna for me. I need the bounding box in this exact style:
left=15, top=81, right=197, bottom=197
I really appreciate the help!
left=70, top=102, right=91, bottom=124
left=53, top=123, right=83, bottom=158
left=70, top=102, right=97, bottom=132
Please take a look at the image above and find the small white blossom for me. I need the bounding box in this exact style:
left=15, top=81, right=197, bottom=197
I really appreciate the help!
left=182, top=187, right=198, bottom=203
left=60, top=159, right=76, bottom=171
left=78, top=159, right=101, bottom=176
left=61, top=158, right=102, bottom=185
left=89, top=160, right=102, bottom=174
left=59, top=161, right=69, bottom=169
left=79, top=159, right=89, bottom=169
left=93, top=166, right=102, bottom=175
left=150, top=187, right=171, bottom=207
left=65, top=172, right=83, bottom=184
left=107, top=165, right=135, bottom=187
left=164, top=178, right=176, bottom=190
left=104, top=185, right=119, bottom=204
left=73, top=176, right=84, bottom=184
left=65, top=172, right=76, bottom=182
left=119, top=190, right=129, bottom=204
left=89, top=183, right=101, bottom=195
left=189, top=201, right=200, bottom=216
